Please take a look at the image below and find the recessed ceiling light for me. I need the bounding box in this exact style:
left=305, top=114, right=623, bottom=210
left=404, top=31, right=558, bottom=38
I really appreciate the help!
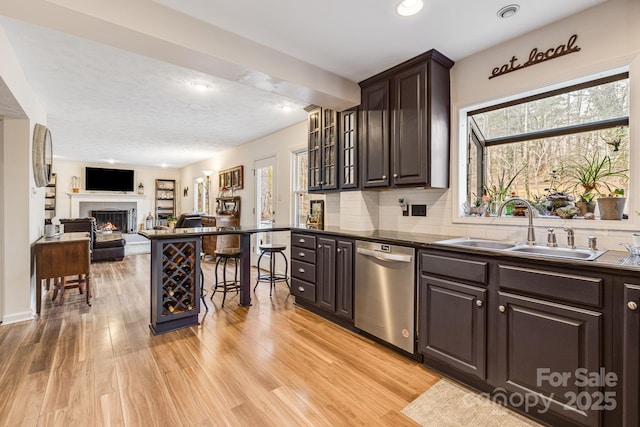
left=497, top=4, right=520, bottom=19
left=396, top=0, right=424, bottom=16
left=281, top=105, right=293, bottom=112
left=190, top=81, right=211, bottom=91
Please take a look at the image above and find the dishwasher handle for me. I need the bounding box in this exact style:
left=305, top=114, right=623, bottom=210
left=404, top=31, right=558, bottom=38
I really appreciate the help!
left=356, top=247, right=413, bottom=263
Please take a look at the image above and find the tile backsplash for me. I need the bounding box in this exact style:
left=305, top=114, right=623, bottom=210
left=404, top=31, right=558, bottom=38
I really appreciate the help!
left=324, top=188, right=639, bottom=251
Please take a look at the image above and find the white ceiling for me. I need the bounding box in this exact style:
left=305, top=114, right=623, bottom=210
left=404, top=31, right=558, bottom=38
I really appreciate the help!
left=0, top=0, right=606, bottom=168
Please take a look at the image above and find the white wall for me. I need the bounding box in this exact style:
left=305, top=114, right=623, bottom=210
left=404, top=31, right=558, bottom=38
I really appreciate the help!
left=0, top=25, right=47, bottom=323
left=53, top=160, right=181, bottom=228
left=181, top=121, right=307, bottom=269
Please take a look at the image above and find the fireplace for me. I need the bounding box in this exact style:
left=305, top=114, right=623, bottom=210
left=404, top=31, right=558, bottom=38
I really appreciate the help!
left=69, top=193, right=146, bottom=232
left=90, top=209, right=136, bottom=233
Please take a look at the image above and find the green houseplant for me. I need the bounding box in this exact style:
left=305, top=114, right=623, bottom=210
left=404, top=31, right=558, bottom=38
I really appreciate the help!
left=563, top=152, right=628, bottom=218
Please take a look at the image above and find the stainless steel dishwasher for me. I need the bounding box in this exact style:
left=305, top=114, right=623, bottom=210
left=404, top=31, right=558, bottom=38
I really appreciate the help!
left=354, top=240, right=416, bottom=353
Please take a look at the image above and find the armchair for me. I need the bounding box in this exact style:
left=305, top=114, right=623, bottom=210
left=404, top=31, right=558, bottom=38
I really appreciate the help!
left=58, top=217, right=125, bottom=262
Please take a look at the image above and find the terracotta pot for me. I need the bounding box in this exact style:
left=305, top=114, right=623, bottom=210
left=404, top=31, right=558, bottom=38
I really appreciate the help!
left=576, top=201, right=596, bottom=217
left=597, top=197, right=626, bottom=220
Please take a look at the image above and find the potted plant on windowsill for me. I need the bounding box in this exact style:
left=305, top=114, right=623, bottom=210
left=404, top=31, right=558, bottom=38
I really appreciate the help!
left=167, top=215, right=177, bottom=229
left=598, top=188, right=627, bottom=220
left=575, top=192, right=596, bottom=217
left=563, top=152, right=628, bottom=218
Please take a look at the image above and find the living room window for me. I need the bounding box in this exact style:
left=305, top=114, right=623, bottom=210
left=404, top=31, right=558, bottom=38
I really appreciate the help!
left=292, top=149, right=309, bottom=227
left=465, top=72, right=630, bottom=218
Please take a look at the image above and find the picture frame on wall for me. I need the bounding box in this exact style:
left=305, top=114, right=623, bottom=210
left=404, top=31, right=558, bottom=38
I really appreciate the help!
left=219, top=165, right=244, bottom=191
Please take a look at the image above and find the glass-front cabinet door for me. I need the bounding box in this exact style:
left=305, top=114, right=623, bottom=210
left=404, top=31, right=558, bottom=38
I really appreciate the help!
left=307, top=107, right=338, bottom=192
left=340, top=108, right=358, bottom=189
left=321, top=108, right=338, bottom=191
left=308, top=107, right=322, bottom=191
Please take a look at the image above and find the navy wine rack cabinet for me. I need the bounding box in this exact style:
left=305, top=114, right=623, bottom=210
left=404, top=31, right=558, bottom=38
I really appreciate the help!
left=149, top=236, right=201, bottom=334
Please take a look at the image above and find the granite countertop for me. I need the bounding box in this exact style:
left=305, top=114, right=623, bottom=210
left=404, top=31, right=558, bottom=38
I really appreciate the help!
left=291, top=225, right=640, bottom=273
left=139, top=224, right=640, bottom=273
left=138, top=224, right=292, bottom=240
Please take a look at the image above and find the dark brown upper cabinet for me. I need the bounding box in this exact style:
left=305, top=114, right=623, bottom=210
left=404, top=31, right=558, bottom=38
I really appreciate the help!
left=339, top=107, right=359, bottom=190
left=360, top=80, right=390, bottom=187
left=308, top=107, right=338, bottom=192
left=359, top=50, right=454, bottom=189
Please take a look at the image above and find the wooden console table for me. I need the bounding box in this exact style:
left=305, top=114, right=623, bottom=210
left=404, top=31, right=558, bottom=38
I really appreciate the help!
left=35, top=232, right=92, bottom=314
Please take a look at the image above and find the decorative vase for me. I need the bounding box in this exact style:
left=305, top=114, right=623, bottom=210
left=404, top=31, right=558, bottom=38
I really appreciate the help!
left=575, top=201, right=596, bottom=217
left=597, top=197, right=626, bottom=220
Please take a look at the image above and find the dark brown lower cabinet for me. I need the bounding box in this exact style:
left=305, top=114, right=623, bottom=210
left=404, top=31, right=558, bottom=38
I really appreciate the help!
left=623, top=283, right=640, bottom=426
left=335, top=239, right=354, bottom=320
left=497, top=292, right=602, bottom=427
left=418, top=275, right=486, bottom=379
left=317, top=237, right=337, bottom=312
left=291, top=233, right=354, bottom=322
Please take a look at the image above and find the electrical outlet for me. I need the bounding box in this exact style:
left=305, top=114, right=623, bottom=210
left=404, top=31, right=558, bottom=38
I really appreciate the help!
left=411, top=204, right=427, bottom=217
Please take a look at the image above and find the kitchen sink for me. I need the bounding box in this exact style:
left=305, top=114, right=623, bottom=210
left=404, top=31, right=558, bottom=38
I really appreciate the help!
left=506, top=245, right=605, bottom=261
left=435, top=237, right=606, bottom=261
left=435, top=237, right=517, bottom=250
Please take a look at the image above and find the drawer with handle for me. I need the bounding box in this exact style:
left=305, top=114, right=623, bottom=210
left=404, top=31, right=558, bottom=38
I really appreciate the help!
left=291, top=233, right=316, bottom=250
left=291, top=278, right=316, bottom=303
left=292, top=259, right=316, bottom=283
left=292, top=247, right=316, bottom=263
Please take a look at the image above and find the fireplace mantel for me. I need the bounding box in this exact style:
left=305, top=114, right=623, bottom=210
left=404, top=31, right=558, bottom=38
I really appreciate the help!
left=68, top=192, right=147, bottom=218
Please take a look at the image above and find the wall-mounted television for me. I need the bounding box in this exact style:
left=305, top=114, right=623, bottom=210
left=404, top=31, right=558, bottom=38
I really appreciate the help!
left=85, top=167, right=135, bottom=192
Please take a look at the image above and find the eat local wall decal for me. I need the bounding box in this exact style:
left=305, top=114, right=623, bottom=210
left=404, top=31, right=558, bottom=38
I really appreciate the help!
left=489, top=34, right=581, bottom=80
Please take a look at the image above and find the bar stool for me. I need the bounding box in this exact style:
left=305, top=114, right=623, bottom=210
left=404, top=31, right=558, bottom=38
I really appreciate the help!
left=211, top=247, right=241, bottom=306
left=254, top=244, right=290, bottom=295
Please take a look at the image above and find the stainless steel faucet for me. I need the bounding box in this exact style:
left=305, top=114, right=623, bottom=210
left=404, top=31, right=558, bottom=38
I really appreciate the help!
left=497, top=197, right=536, bottom=246
left=564, top=227, right=575, bottom=249
left=547, top=228, right=558, bottom=247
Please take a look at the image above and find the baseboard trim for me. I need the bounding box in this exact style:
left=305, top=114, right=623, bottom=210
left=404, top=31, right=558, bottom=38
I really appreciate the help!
left=2, top=311, right=34, bottom=325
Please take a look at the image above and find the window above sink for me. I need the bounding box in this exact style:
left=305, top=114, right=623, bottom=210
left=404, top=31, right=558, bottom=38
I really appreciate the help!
left=461, top=70, right=630, bottom=223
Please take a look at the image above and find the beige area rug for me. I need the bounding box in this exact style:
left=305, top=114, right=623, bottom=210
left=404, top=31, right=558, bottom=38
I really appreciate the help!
left=402, top=379, right=542, bottom=427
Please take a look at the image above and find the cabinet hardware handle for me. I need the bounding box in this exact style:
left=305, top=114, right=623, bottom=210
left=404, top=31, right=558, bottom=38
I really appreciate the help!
left=298, top=268, right=305, bottom=273
left=337, top=248, right=341, bottom=253
left=298, top=238, right=305, bottom=243
left=382, top=175, right=387, bottom=180
left=629, top=301, right=638, bottom=311
left=298, top=252, right=305, bottom=257
left=499, top=305, right=506, bottom=313
left=297, top=286, right=305, bottom=292
left=318, top=245, right=322, bottom=248
left=393, top=173, right=398, bottom=178
left=476, top=300, right=483, bottom=307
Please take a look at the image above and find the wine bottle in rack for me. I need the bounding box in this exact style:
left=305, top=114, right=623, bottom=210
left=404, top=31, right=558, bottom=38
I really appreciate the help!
left=163, top=245, right=177, bottom=258
left=163, top=264, right=177, bottom=276
left=174, top=271, right=186, bottom=283
left=173, top=291, right=184, bottom=301
left=165, top=285, right=175, bottom=296
left=183, top=297, right=194, bottom=311
left=163, top=301, right=176, bottom=313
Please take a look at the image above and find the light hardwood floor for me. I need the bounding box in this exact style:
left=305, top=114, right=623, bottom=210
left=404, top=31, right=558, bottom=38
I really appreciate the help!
left=0, top=254, right=441, bottom=426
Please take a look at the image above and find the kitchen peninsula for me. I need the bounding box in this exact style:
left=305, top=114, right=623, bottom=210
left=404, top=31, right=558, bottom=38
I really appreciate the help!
left=139, top=225, right=290, bottom=334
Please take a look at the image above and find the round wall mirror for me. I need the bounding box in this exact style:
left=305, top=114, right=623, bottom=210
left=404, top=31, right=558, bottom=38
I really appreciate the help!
left=32, top=123, right=52, bottom=187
